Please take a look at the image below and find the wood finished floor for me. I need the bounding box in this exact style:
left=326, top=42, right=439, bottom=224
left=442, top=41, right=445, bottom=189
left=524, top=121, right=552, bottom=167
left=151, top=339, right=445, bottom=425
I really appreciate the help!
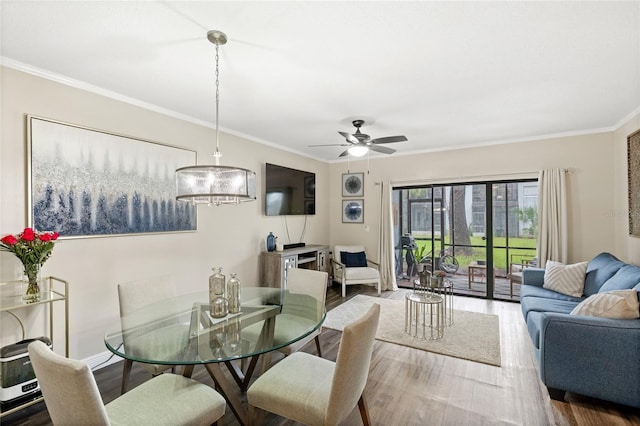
left=3, top=284, right=639, bottom=426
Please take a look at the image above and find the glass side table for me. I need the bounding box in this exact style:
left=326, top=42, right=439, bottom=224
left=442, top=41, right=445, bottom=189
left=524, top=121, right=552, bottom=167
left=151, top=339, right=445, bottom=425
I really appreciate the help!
left=413, top=277, right=454, bottom=326
left=432, top=279, right=454, bottom=326
left=405, top=292, right=444, bottom=340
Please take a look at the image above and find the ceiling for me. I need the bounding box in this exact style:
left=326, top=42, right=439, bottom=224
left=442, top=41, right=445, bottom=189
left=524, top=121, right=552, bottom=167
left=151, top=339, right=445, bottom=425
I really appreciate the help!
left=2, top=1, right=639, bottom=162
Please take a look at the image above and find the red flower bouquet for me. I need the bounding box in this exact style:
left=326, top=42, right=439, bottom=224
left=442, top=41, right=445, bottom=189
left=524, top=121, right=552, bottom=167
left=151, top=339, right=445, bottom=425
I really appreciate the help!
left=1, top=228, right=59, bottom=301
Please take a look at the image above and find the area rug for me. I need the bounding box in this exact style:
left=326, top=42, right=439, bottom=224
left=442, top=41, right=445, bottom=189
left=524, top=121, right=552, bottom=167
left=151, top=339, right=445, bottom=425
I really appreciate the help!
left=323, top=294, right=501, bottom=366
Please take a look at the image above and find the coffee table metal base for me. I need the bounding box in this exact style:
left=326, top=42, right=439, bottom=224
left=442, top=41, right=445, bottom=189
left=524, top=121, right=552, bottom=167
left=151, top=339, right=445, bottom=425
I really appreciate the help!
left=405, top=292, right=444, bottom=340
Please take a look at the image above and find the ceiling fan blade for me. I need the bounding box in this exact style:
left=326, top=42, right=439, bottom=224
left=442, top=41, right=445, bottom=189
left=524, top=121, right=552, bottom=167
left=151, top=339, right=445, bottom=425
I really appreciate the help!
left=369, top=145, right=396, bottom=155
left=309, top=143, right=349, bottom=147
left=370, top=135, right=408, bottom=144
left=338, top=131, right=358, bottom=144
left=339, top=149, right=351, bottom=157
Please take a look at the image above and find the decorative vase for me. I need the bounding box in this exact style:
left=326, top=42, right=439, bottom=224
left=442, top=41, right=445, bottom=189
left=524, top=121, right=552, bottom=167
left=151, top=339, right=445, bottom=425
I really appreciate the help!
left=430, top=276, right=439, bottom=290
left=23, top=263, right=41, bottom=303
left=227, top=273, right=241, bottom=314
left=266, top=232, right=276, bottom=252
left=209, top=267, right=228, bottom=318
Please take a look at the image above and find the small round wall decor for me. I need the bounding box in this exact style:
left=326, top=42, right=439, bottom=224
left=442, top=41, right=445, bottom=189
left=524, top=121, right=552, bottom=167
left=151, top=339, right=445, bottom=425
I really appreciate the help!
left=342, top=199, right=364, bottom=223
left=342, top=172, right=364, bottom=197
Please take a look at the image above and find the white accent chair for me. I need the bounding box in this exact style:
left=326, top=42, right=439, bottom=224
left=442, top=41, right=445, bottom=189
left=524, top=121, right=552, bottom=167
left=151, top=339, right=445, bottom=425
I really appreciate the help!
left=117, top=275, right=185, bottom=393
left=247, top=303, right=380, bottom=425
left=28, top=340, right=226, bottom=426
left=332, top=245, right=382, bottom=297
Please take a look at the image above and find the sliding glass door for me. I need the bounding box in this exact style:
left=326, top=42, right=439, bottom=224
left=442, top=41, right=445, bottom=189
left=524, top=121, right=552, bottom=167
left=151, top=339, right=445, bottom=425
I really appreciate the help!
left=393, top=179, right=537, bottom=301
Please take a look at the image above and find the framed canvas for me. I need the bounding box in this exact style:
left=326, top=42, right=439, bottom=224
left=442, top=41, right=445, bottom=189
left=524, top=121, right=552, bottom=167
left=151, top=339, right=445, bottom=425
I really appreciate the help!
left=628, top=129, right=640, bottom=236
left=342, top=172, right=364, bottom=197
left=342, top=199, right=364, bottom=223
left=27, top=115, right=197, bottom=238
left=304, top=176, right=315, bottom=198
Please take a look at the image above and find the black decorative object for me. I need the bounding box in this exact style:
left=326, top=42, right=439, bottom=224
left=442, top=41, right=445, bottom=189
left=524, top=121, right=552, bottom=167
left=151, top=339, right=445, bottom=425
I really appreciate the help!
left=342, top=173, right=364, bottom=197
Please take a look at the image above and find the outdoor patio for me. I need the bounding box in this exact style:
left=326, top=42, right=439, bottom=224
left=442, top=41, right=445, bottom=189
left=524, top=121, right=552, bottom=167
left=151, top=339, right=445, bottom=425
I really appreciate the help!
left=396, top=270, right=521, bottom=302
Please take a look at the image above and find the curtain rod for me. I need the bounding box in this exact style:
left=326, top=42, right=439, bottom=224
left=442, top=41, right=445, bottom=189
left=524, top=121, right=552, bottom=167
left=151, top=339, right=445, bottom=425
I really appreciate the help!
left=388, top=169, right=570, bottom=187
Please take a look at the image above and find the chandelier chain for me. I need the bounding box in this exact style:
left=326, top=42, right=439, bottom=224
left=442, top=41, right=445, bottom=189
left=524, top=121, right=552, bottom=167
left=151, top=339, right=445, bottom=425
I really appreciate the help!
left=213, top=40, right=221, bottom=162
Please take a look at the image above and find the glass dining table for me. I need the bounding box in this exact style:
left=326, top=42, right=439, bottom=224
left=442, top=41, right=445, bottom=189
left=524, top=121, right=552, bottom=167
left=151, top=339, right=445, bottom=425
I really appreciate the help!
left=104, top=286, right=325, bottom=426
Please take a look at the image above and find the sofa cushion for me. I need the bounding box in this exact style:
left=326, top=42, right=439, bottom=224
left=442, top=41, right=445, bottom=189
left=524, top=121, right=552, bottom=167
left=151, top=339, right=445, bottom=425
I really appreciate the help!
left=543, top=261, right=588, bottom=297
left=520, top=284, right=584, bottom=302
left=570, top=290, right=640, bottom=319
left=599, top=264, right=640, bottom=293
left=521, top=296, right=580, bottom=320
left=584, top=252, right=625, bottom=296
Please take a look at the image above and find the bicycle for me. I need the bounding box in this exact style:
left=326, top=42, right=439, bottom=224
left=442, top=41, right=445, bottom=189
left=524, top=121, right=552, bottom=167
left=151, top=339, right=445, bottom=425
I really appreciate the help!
left=421, top=247, right=459, bottom=274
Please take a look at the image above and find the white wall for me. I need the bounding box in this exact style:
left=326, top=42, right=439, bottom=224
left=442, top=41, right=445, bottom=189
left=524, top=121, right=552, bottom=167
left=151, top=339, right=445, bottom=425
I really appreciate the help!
left=0, top=66, right=329, bottom=360
left=329, top=132, right=618, bottom=265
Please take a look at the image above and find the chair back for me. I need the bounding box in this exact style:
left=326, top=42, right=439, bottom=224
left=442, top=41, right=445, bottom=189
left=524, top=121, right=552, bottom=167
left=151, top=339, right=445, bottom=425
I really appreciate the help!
left=326, top=303, right=380, bottom=424
left=334, top=245, right=367, bottom=265
left=28, top=340, right=110, bottom=425
left=283, top=268, right=328, bottom=322
left=117, top=274, right=176, bottom=316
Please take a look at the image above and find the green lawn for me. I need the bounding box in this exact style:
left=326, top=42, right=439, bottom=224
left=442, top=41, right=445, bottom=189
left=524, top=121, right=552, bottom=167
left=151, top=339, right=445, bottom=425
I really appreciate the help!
left=412, top=237, right=536, bottom=273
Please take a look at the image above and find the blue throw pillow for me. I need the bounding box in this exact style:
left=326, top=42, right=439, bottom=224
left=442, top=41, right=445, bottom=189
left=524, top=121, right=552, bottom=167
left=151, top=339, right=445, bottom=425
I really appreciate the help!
left=341, top=251, right=367, bottom=267
left=584, top=252, right=625, bottom=296
left=599, top=264, right=640, bottom=292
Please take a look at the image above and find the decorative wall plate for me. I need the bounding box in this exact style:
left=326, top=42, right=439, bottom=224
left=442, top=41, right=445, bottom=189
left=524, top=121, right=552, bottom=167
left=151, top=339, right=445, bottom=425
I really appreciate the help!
left=342, top=172, right=364, bottom=197
left=342, top=199, right=364, bottom=223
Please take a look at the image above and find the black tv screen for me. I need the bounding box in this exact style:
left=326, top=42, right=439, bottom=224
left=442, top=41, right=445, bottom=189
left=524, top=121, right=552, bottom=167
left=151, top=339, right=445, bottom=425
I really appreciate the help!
left=265, top=163, right=315, bottom=215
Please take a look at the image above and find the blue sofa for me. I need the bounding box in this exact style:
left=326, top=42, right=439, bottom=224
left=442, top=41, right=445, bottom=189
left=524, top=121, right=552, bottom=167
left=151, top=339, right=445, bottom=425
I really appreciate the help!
left=520, top=252, right=640, bottom=408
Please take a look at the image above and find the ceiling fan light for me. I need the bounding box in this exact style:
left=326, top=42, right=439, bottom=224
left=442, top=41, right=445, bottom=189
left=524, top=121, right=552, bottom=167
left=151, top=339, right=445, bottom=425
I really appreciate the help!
left=348, top=145, right=369, bottom=157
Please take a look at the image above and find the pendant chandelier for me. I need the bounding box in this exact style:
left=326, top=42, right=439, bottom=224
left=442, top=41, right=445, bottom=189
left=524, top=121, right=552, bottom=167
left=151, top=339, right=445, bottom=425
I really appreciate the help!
left=175, top=30, right=256, bottom=205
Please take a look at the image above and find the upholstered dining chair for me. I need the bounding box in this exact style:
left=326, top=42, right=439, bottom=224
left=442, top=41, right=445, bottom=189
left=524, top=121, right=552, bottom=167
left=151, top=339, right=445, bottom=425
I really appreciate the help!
left=247, top=303, right=381, bottom=426
left=277, top=267, right=328, bottom=356
left=117, top=275, right=184, bottom=393
left=332, top=245, right=381, bottom=297
left=28, top=340, right=226, bottom=426
left=242, top=267, right=328, bottom=359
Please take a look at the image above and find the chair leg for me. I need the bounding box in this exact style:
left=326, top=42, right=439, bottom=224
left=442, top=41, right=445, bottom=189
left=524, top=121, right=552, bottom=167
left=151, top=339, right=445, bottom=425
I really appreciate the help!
left=248, top=404, right=264, bottom=426
left=357, top=394, right=371, bottom=426
left=121, top=358, right=133, bottom=394
left=314, top=335, right=322, bottom=357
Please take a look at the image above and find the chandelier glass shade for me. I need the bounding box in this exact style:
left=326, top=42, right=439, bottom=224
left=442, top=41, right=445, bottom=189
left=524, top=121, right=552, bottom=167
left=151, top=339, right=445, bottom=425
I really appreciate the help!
left=176, top=165, right=256, bottom=205
left=175, top=30, right=256, bottom=206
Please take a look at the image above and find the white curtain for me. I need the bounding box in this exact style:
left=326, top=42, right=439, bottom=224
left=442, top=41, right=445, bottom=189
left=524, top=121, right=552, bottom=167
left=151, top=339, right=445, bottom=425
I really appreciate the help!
left=537, top=169, right=568, bottom=267
left=378, top=181, right=398, bottom=291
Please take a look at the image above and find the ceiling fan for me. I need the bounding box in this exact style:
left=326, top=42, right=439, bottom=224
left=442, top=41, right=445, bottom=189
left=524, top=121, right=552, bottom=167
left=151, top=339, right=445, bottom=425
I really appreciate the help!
left=310, top=119, right=408, bottom=157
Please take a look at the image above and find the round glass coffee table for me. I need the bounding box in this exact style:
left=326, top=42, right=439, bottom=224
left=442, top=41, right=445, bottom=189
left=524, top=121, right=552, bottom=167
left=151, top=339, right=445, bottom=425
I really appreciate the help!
left=405, top=292, right=444, bottom=340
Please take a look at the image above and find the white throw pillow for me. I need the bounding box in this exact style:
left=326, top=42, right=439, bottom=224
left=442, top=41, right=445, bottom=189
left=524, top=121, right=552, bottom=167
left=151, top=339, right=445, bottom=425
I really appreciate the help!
left=543, top=260, right=588, bottom=297
left=570, top=289, right=640, bottom=319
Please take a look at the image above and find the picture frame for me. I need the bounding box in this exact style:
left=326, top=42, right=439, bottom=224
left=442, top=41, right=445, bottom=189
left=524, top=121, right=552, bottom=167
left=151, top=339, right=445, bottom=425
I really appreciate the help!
left=27, top=115, right=197, bottom=238
left=342, top=199, right=364, bottom=223
left=342, top=172, right=364, bottom=197
left=304, top=175, right=315, bottom=198
left=628, top=129, right=640, bottom=236
left=304, top=199, right=315, bottom=215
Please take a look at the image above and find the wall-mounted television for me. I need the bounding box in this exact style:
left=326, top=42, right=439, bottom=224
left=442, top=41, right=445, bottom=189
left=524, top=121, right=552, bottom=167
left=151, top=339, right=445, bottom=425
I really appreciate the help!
left=265, top=163, right=315, bottom=216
